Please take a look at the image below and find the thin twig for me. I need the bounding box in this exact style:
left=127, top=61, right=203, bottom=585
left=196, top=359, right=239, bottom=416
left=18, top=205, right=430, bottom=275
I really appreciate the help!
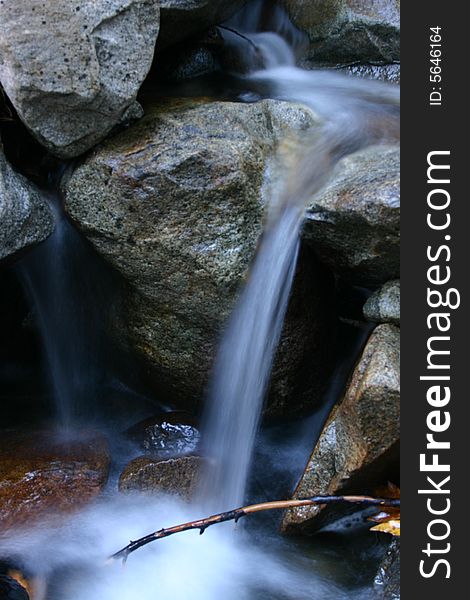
left=110, top=495, right=400, bottom=563
left=217, top=25, right=259, bottom=52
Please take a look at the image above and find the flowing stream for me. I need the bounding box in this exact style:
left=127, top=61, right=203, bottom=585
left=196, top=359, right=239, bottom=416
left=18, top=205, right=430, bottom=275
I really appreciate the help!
left=18, top=199, right=95, bottom=429
left=17, top=194, right=125, bottom=430
left=198, top=203, right=303, bottom=511
left=1, top=2, right=399, bottom=599
left=198, top=8, right=399, bottom=514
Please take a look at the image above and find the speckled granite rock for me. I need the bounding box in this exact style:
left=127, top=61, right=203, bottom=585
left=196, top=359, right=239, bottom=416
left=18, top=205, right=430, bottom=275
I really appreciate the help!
left=303, top=144, right=400, bottom=286
left=364, top=280, right=400, bottom=326
left=282, top=324, right=400, bottom=533
left=119, top=455, right=204, bottom=500
left=0, top=0, right=160, bottom=157
left=64, top=98, right=336, bottom=416
left=0, top=147, right=54, bottom=262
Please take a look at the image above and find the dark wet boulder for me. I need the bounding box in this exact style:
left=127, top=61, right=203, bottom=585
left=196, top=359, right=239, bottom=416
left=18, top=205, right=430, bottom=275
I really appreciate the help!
left=341, top=64, right=400, bottom=84
left=156, top=1, right=247, bottom=50
left=125, top=412, right=201, bottom=458
left=281, top=0, right=400, bottom=65
left=374, top=538, right=400, bottom=599
left=0, top=430, right=110, bottom=532
left=0, top=576, right=29, bottom=600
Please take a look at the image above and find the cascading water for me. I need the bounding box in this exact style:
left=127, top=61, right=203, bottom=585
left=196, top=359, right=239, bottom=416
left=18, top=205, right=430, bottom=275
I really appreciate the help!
left=199, top=10, right=399, bottom=514
left=1, top=2, right=399, bottom=599
left=18, top=198, right=94, bottom=429
left=198, top=204, right=302, bottom=511
left=17, top=192, right=124, bottom=430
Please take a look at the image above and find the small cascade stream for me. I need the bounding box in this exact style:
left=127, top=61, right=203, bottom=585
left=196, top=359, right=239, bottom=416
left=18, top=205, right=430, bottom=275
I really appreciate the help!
left=198, top=204, right=302, bottom=511
left=0, top=1, right=399, bottom=599
left=18, top=197, right=98, bottom=429
left=199, top=8, right=398, bottom=514
left=17, top=193, right=127, bottom=430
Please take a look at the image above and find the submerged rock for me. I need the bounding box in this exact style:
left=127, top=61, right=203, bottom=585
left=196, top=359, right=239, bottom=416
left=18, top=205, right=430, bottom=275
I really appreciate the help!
left=0, top=148, right=54, bottom=263
left=364, top=280, right=400, bottom=326
left=374, top=539, right=400, bottom=599
left=0, top=1, right=160, bottom=158
left=119, top=455, right=203, bottom=500
left=303, top=144, right=400, bottom=286
left=64, top=98, right=336, bottom=416
left=125, top=412, right=201, bottom=457
left=281, top=324, right=400, bottom=533
left=0, top=430, right=110, bottom=532
left=281, top=0, right=400, bottom=64
left=341, top=63, right=400, bottom=85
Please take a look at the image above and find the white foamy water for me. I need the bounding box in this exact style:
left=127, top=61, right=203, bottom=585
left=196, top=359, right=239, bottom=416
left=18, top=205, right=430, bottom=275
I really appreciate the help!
left=1, top=494, right=357, bottom=600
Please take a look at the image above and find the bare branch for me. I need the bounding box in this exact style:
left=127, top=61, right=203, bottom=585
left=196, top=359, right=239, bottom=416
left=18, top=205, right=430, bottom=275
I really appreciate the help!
left=217, top=25, right=259, bottom=52
left=110, top=495, right=400, bottom=564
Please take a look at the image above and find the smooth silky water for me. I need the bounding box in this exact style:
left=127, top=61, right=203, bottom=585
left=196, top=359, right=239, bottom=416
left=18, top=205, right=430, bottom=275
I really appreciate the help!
left=1, top=2, right=399, bottom=598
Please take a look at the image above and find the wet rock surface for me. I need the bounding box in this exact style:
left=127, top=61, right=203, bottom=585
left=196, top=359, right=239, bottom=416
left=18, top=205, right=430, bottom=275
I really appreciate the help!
left=64, top=98, right=336, bottom=415
left=0, top=148, right=54, bottom=263
left=282, top=324, right=400, bottom=533
left=0, top=430, right=110, bottom=532
left=0, top=575, right=29, bottom=600
left=281, top=0, right=400, bottom=64
left=0, top=1, right=160, bottom=158
left=341, top=63, right=400, bottom=84
left=303, top=144, right=400, bottom=286
left=374, top=538, right=400, bottom=599
left=119, top=454, right=204, bottom=500
left=364, top=280, right=400, bottom=326
left=125, top=412, right=201, bottom=457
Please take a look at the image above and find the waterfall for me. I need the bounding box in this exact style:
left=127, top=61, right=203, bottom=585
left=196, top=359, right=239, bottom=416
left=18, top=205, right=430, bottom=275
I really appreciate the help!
left=199, top=3, right=399, bottom=513
left=198, top=204, right=302, bottom=511
left=1, top=3, right=400, bottom=599
left=18, top=194, right=118, bottom=430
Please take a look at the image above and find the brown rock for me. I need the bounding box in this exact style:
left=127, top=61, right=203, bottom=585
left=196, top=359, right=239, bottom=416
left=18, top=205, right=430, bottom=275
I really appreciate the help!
left=119, top=455, right=203, bottom=500
left=282, top=324, right=399, bottom=533
left=0, top=430, right=110, bottom=532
